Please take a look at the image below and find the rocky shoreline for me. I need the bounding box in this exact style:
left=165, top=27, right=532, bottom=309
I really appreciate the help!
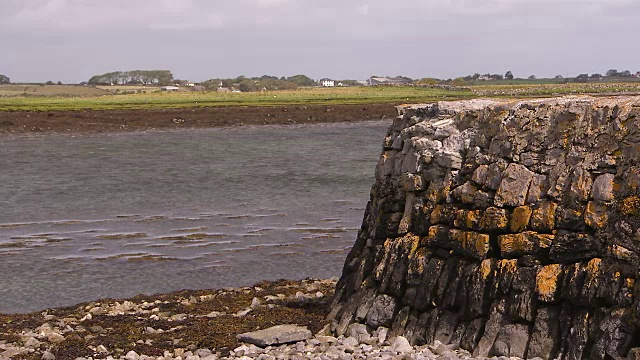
left=0, top=103, right=398, bottom=135
left=0, top=279, right=334, bottom=359
left=0, top=278, right=528, bottom=360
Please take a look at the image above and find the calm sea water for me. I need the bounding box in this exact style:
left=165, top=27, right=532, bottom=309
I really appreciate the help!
left=0, top=121, right=389, bottom=313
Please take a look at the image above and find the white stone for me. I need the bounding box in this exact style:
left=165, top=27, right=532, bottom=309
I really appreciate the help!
left=46, top=333, right=65, bottom=344
left=237, top=325, right=312, bottom=347
left=124, top=350, right=140, bottom=360
left=390, top=336, right=413, bottom=353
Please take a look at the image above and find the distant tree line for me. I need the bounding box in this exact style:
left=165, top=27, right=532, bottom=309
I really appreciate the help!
left=202, top=74, right=327, bottom=92
left=462, top=73, right=504, bottom=81
left=0, top=74, right=10, bottom=84
left=434, top=68, right=640, bottom=85
left=573, top=69, right=638, bottom=83
left=88, top=70, right=174, bottom=86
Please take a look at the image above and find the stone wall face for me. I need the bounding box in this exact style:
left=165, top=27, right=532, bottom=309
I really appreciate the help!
left=329, top=96, right=640, bottom=359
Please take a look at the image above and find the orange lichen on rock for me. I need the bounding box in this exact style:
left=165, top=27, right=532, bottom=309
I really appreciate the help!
left=499, top=233, right=532, bottom=257
left=403, top=233, right=422, bottom=260
left=510, top=206, right=532, bottom=232
left=478, top=207, right=509, bottom=231
left=530, top=201, right=557, bottom=232
left=480, top=258, right=493, bottom=279
left=620, top=196, right=640, bottom=216
left=584, top=201, right=608, bottom=229
left=430, top=205, right=444, bottom=224
left=454, top=209, right=481, bottom=230
left=497, top=258, right=518, bottom=273
left=536, top=264, right=562, bottom=302
left=611, top=245, right=634, bottom=262
left=498, top=232, right=553, bottom=258
left=450, top=229, right=490, bottom=259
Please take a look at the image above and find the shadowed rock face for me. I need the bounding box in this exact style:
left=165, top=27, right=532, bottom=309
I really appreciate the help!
left=329, top=96, right=640, bottom=360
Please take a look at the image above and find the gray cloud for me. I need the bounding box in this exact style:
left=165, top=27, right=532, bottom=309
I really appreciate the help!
left=1, top=0, right=639, bottom=83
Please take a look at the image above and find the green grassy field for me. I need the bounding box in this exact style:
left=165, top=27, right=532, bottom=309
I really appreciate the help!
left=0, top=86, right=475, bottom=111
left=0, top=83, right=638, bottom=112
left=471, top=82, right=640, bottom=97
left=0, top=84, right=110, bottom=97
left=95, top=85, right=161, bottom=94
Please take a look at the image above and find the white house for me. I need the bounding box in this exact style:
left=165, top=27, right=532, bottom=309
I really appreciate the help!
left=161, top=86, right=180, bottom=91
left=318, top=78, right=335, bottom=87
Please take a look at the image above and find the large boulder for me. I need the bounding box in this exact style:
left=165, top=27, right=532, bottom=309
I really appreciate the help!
left=330, top=96, right=640, bottom=359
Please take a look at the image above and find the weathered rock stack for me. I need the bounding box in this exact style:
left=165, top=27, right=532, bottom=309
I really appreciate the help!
left=329, top=96, right=640, bottom=359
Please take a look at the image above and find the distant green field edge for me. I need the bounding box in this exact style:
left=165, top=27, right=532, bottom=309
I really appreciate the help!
left=1, top=90, right=638, bottom=112
left=0, top=95, right=476, bottom=112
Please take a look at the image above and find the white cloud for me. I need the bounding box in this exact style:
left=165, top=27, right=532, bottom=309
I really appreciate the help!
left=357, top=4, right=369, bottom=15
left=1, top=0, right=639, bottom=82
left=253, top=0, right=294, bottom=7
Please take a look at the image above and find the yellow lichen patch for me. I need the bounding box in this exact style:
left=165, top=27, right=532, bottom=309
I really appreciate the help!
left=585, top=201, right=608, bottom=229
left=449, top=229, right=490, bottom=259
left=402, top=233, right=422, bottom=260
left=454, top=209, right=481, bottom=230
left=510, top=206, right=532, bottom=233
left=625, top=278, right=635, bottom=289
left=480, top=259, right=493, bottom=279
left=620, top=277, right=636, bottom=299
left=373, top=238, right=394, bottom=280
left=530, top=201, right=557, bottom=232
left=586, top=258, right=602, bottom=275
left=426, top=225, right=445, bottom=244
left=625, top=167, right=640, bottom=191
left=536, top=264, right=562, bottom=302
left=406, top=247, right=429, bottom=278
left=449, top=229, right=468, bottom=254
left=497, top=259, right=518, bottom=274
left=611, top=245, right=634, bottom=261
left=478, top=207, right=509, bottom=231
left=430, top=205, right=443, bottom=224
left=454, top=210, right=467, bottom=229
left=471, top=233, right=491, bottom=258
left=466, top=210, right=482, bottom=229
left=499, top=233, right=532, bottom=257
left=620, top=196, right=640, bottom=216
left=613, top=181, right=621, bottom=193
left=584, top=258, right=602, bottom=287
left=530, top=233, right=554, bottom=249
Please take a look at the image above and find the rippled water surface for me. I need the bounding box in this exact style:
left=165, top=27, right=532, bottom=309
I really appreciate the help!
left=0, top=121, right=389, bottom=313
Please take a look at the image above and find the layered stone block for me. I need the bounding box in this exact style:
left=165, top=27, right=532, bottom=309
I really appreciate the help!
left=329, top=96, right=640, bottom=359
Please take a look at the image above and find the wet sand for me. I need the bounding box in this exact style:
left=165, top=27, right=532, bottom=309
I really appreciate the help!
left=0, top=103, right=398, bottom=135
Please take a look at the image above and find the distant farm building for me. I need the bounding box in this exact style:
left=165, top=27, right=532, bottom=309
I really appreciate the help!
left=161, top=86, right=180, bottom=91
left=368, top=76, right=413, bottom=86
left=318, top=78, right=335, bottom=87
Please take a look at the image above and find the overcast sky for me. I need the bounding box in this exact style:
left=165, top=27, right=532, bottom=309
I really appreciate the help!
left=1, top=0, right=639, bottom=83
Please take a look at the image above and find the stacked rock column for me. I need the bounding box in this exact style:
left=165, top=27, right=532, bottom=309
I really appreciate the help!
left=329, top=97, right=640, bottom=360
